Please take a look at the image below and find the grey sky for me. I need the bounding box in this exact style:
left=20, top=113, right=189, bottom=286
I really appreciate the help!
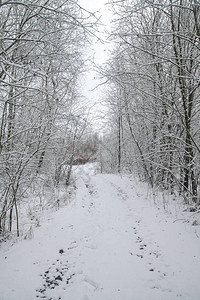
left=79, top=0, right=113, bottom=131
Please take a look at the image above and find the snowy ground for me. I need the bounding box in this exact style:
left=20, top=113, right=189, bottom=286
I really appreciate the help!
left=0, top=163, right=200, bottom=300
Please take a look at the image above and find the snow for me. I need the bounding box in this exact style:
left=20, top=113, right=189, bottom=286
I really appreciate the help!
left=0, top=163, right=200, bottom=300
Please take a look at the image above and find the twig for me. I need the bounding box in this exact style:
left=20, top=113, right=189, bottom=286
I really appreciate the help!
left=173, top=218, right=189, bottom=223
left=188, top=209, right=200, bottom=219
left=195, top=230, right=199, bottom=238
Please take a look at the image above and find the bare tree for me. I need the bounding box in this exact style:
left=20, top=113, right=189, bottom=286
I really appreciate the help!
left=0, top=0, right=97, bottom=236
left=102, top=0, right=200, bottom=204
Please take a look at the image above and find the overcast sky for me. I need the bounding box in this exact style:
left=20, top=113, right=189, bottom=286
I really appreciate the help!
left=78, top=0, right=113, bottom=132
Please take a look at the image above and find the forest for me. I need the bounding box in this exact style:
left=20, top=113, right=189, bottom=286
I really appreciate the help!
left=0, top=0, right=98, bottom=236
left=101, top=0, right=200, bottom=205
left=0, top=0, right=200, bottom=238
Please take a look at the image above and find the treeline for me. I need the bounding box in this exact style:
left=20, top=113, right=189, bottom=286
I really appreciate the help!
left=101, top=0, right=200, bottom=205
left=0, top=0, right=97, bottom=236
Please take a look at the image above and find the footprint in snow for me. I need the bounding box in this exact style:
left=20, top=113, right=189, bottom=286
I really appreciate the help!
left=36, top=249, right=76, bottom=299
left=85, top=244, right=96, bottom=250
left=83, top=277, right=99, bottom=291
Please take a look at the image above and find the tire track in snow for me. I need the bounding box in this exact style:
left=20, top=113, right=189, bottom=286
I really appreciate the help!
left=69, top=174, right=171, bottom=299
left=98, top=175, right=176, bottom=297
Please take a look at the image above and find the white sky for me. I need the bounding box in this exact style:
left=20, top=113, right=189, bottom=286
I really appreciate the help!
left=78, top=0, right=113, bottom=133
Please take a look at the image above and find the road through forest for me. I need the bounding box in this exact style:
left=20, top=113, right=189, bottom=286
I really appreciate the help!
left=0, top=165, right=200, bottom=300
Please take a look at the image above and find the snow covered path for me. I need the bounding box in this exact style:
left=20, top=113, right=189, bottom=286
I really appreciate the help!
left=0, top=169, right=200, bottom=300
